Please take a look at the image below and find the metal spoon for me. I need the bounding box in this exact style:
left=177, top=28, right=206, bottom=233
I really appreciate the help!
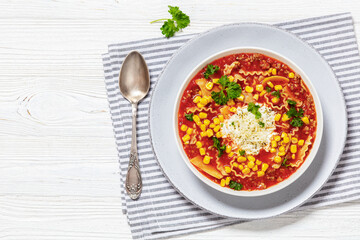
left=119, top=51, right=150, bottom=200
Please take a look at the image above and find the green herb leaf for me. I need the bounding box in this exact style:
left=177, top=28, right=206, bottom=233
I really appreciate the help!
left=203, top=64, right=220, bottom=79
left=282, top=158, right=290, bottom=167
left=151, top=6, right=190, bottom=38
left=259, top=121, right=265, bottom=128
left=266, top=86, right=272, bottom=93
left=239, top=150, right=245, bottom=156
left=229, top=180, right=243, bottom=190
left=290, top=117, right=304, bottom=127
left=247, top=102, right=262, bottom=119
left=271, top=90, right=281, bottom=98
left=212, top=137, right=226, bottom=157
left=211, top=75, right=242, bottom=105
left=287, top=99, right=297, bottom=106
left=184, top=113, right=193, bottom=121
left=287, top=107, right=304, bottom=118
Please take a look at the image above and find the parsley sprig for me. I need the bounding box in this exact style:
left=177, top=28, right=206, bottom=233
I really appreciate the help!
left=287, top=99, right=297, bottom=106
left=212, top=137, right=226, bottom=157
left=247, top=102, right=262, bottom=119
left=282, top=158, right=290, bottom=167
left=204, top=65, right=220, bottom=79
left=271, top=90, right=281, bottom=98
left=184, top=113, right=193, bottom=121
left=211, top=76, right=242, bottom=105
left=150, top=6, right=190, bottom=38
left=287, top=106, right=304, bottom=127
left=229, top=180, right=243, bottom=190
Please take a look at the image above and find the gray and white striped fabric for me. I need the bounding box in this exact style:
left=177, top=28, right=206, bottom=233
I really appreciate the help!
left=103, top=12, right=360, bottom=240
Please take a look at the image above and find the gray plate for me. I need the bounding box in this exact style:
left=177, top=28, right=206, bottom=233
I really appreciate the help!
left=149, top=23, right=347, bottom=219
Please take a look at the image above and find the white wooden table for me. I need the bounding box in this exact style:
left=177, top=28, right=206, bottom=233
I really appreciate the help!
left=1, top=0, right=360, bottom=239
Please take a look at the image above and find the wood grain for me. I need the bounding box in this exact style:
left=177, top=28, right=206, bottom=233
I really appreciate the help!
left=1, top=0, right=360, bottom=239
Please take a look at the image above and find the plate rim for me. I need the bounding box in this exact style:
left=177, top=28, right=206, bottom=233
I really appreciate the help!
left=148, top=22, right=348, bottom=219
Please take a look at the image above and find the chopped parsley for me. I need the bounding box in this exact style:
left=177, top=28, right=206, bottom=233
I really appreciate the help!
left=184, top=113, right=193, bottom=121
left=287, top=99, right=297, bottom=106
left=271, top=90, right=281, bottom=98
left=282, top=158, right=290, bottom=167
left=239, top=150, right=245, bottom=156
left=229, top=180, right=243, bottom=190
left=258, top=121, right=265, bottom=128
left=212, top=137, right=226, bottom=157
left=150, top=6, right=190, bottom=38
left=287, top=107, right=304, bottom=127
left=247, top=102, right=262, bottom=119
left=203, top=64, right=220, bottom=79
left=290, top=117, right=304, bottom=127
left=211, top=75, right=242, bottom=105
left=266, top=86, right=272, bottom=93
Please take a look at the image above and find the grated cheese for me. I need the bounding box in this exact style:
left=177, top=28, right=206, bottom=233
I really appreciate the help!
left=221, top=104, right=276, bottom=155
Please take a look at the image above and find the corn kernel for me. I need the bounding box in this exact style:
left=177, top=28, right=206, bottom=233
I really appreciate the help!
left=292, top=154, right=296, bottom=159
left=206, top=129, right=214, bottom=137
left=200, top=98, right=208, bottom=105
left=302, top=116, right=310, bottom=124
left=248, top=161, right=255, bottom=168
left=274, top=156, right=282, bottom=163
left=198, top=90, right=202, bottom=95
left=196, top=121, right=201, bottom=126
left=200, top=124, right=206, bottom=132
left=193, top=115, right=200, bottom=122
left=225, top=166, right=231, bottom=173
left=238, top=94, right=245, bottom=101
left=196, top=141, right=202, bottom=148
left=204, top=96, right=212, bottom=102
left=225, top=176, right=231, bottom=185
left=291, top=144, right=297, bottom=153
left=274, top=136, right=281, bottom=142
left=298, top=139, right=304, bottom=146
left=247, top=156, right=255, bottom=162
left=289, top=72, right=295, bottom=78
left=271, top=140, right=277, bottom=148
left=213, top=78, right=219, bottom=83
left=281, top=132, right=287, bottom=138
left=262, top=163, right=269, bottom=172
left=199, top=148, right=205, bottom=155
left=213, top=118, right=220, bottom=125
left=233, top=162, right=238, bottom=167
left=272, top=68, right=277, bottom=75
left=230, top=107, right=237, bottom=113
left=245, top=86, right=254, bottom=93
left=238, top=156, right=247, bottom=162
left=182, top=134, right=190, bottom=142
left=268, top=68, right=273, bottom=73
left=220, top=179, right=226, bottom=187
left=278, top=151, right=286, bottom=156
left=204, top=119, right=210, bottom=126
left=283, top=136, right=290, bottom=143
left=209, top=123, right=215, bottom=128
left=256, top=84, right=264, bottom=92
left=282, top=114, right=290, bottom=122
left=205, top=82, right=213, bottom=90
left=252, top=165, right=258, bottom=171
left=253, top=94, right=259, bottom=100
left=180, top=125, right=187, bottom=131
left=216, top=132, right=222, bottom=138
left=203, top=156, right=211, bottom=164
left=186, top=128, right=193, bottom=135
left=291, top=137, right=298, bottom=144
left=226, top=145, right=232, bottom=153
left=270, top=148, right=276, bottom=153
left=272, top=97, right=280, bottom=104
left=257, top=171, right=265, bottom=177
left=274, top=85, right=283, bottom=91
left=256, top=160, right=262, bottom=165
left=219, top=115, right=224, bottom=122
left=275, top=114, right=281, bottom=121
left=228, top=76, right=235, bottom=82
left=227, top=99, right=235, bottom=105
left=279, top=146, right=285, bottom=152
left=260, top=90, right=266, bottom=96
left=267, top=81, right=274, bottom=88
left=197, top=103, right=204, bottom=108
left=242, top=167, right=250, bottom=174
left=214, top=125, right=221, bottom=132
left=239, top=165, right=244, bottom=170
left=193, top=96, right=201, bottom=103
left=229, top=152, right=234, bottom=157
left=199, top=112, right=207, bottom=119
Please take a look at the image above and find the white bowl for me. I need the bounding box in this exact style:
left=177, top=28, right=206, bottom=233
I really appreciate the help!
left=173, top=47, right=323, bottom=197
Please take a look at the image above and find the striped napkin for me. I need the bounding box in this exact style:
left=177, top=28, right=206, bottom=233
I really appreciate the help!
left=103, top=12, right=360, bottom=240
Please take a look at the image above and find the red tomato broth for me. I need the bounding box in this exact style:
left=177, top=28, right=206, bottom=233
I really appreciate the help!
left=178, top=53, right=317, bottom=191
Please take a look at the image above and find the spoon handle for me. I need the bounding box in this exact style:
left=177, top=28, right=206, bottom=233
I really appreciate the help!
left=125, top=103, right=142, bottom=200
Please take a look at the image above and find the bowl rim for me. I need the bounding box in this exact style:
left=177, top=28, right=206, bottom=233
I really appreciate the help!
left=173, top=46, right=324, bottom=197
